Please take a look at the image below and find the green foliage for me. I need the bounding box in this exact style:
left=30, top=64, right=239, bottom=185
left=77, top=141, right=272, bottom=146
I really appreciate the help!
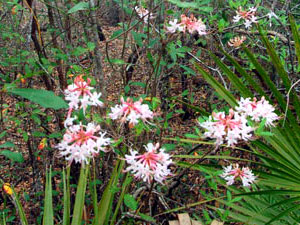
left=124, top=194, right=138, bottom=210
left=71, top=165, right=89, bottom=225
left=67, top=2, right=90, bottom=14
left=43, top=169, right=54, bottom=225
left=8, top=88, right=67, bottom=110
left=0, top=150, right=24, bottom=163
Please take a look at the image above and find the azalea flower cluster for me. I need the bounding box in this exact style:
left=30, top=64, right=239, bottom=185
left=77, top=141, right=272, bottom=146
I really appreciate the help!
left=109, top=97, right=153, bottom=127
left=64, top=75, right=103, bottom=118
left=200, top=97, right=279, bottom=146
left=235, top=97, right=279, bottom=127
left=125, top=143, right=172, bottom=184
left=57, top=122, right=111, bottom=165
left=166, top=14, right=206, bottom=36
left=57, top=75, right=111, bottom=165
left=228, top=36, right=246, bottom=48
left=134, top=6, right=155, bottom=23
left=233, top=6, right=258, bottom=29
left=200, top=109, right=253, bottom=146
left=221, top=164, right=256, bottom=187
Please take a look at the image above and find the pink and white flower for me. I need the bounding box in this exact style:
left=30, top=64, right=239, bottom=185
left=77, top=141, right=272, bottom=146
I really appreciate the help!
left=233, top=6, right=258, bottom=29
left=236, top=97, right=279, bottom=127
left=64, top=76, right=104, bottom=118
left=134, top=6, right=155, bottom=23
left=125, top=143, right=172, bottom=184
left=166, top=15, right=206, bottom=35
left=109, top=97, right=153, bottom=127
left=166, top=19, right=183, bottom=33
left=180, top=14, right=206, bottom=35
left=57, top=122, right=111, bottom=165
left=200, top=109, right=253, bottom=146
left=221, top=164, right=256, bottom=187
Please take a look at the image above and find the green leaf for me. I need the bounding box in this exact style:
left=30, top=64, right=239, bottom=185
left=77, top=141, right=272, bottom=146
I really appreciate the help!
left=242, top=47, right=288, bottom=113
left=0, top=142, right=15, bottom=148
left=184, top=133, right=199, bottom=139
left=168, top=0, right=198, bottom=8
left=199, top=6, right=213, bottom=12
left=48, top=132, right=63, bottom=139
left=68, top=2, right=89, bottom=14
left=258, top=25, right=291, bottom=90
left=0, top=150, right=24, bottom=163
left=110, top=174, right=132, bottom=225
left=124, top=194, right=138, bottom=210
left=0, top=131, right=7, bottom=139
left=220, top=47, right=266, bottom=97
left=11, top=186, right=28, bottom=225
left=87, top=42, right=96, bottom=51
left=289, top=15, right=300, bottom=69
left=208, top=51, right=253, bottom=98
left=71, top=165, right=89, bottom=225
left=266, top=204, right=300, bottom=225
left=43, top=169, right=54, bottom=225
left=8, top=88, right=67, bottom=110
left=162, top=144, right=176, bottom=152
left=72, top=46, right=88, bottom=56
left=173, top=98, right=209, bottom=116
left=108, top=58, right=126, bottom=65
left=194, top=63, right=237, bottom=107
left=33, top=131, right=46, bottom=137
left=63, top=168, right=70, bottom=225
left=129, top=81, right=146, bottom=88
left=94, top=160, right=124, bottom=225
left=138, top=213, right=156, bottom=222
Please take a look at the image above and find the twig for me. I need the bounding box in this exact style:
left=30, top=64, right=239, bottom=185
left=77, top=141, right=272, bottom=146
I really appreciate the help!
left=283, top=79, right=300, bottom=126
left=234, top=29, right=293, bottom=44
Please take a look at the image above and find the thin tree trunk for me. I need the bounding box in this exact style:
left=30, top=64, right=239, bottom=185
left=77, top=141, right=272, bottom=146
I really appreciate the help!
left=89, top=0, right=106, bottom=99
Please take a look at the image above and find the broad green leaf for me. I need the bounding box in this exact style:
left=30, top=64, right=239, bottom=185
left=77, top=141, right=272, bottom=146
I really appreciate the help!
left=8, top=88, right=67, bottom=110
left=67, top=2, right=89, bottom=14
left=0, top=142, right=15, bottom=148
left=0, top=150, right=24, bottom=163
